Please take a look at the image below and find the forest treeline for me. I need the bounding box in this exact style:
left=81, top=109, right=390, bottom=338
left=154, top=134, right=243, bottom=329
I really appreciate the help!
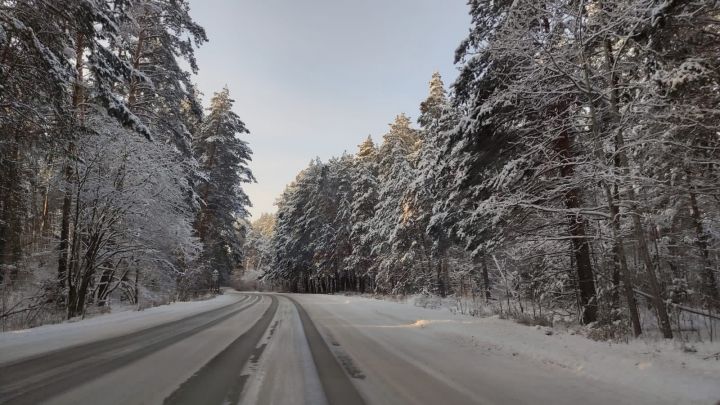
left=0, top=1, right=253, bottom=327
left=258, top=0, right=720, bottom=339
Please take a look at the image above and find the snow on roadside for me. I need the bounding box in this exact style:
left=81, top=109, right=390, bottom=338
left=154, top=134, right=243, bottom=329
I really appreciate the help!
left=335, top=293, right=720, bottom=404
left=0, top=291, right=242, bottom=364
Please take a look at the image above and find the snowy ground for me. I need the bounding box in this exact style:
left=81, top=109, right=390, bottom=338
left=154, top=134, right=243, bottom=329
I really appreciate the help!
left=0, top=291, right=238, bottom=364
left=291, top=294, right=720, bottom=405
left=1, top=291, right=718, bottom=404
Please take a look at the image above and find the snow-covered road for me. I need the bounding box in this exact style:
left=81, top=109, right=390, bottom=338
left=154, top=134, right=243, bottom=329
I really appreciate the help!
left=0, top=291, right=718, bottom=404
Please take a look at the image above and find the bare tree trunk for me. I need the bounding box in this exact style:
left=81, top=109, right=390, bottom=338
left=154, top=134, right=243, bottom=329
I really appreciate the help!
left=39, top=151, right=55, bottom=238
left=0, top=137, right=22, bottom=283
left=57, top=172, right=73, bottom=290
left=608, top=192, right=643, bottom=337
left=556, top=130, right=598, bottom=324
left=436, top=260, right=446, bottom=298
left=574, top=39, right=643, bottom=336
left=481, top=254, right=491, bottom=303
left=58, top=31, right=85, bottom=300
left=134, top=267, right=140, bottom=305
left=598, top=41, right=672, bottom=337
left=688, top=190, right=719, bottom=308
left=442, top=256, right=450, bottom=296
left=127, top=30, right=145, bottom=108
left=96, top=265, right=115, bottom=306
left=627, top=194, right=673, bottom=338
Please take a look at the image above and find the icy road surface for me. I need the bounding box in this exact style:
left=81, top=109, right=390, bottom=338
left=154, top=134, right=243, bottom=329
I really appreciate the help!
left=0, top=291, right=718, bottom=404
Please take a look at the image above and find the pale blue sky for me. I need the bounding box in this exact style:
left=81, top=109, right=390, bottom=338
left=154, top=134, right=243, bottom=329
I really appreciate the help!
left=187, top=0, right=470, bottom=218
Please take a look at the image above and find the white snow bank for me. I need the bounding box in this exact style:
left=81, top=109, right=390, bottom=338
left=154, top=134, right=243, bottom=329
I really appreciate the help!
left=329, top=294, right=720, bottom=404
left=0, top=291, right=243, bottom=364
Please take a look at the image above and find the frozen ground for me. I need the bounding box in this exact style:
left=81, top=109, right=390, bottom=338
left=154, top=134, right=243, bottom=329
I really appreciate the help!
left=292, top=293, right=720, bottom=404
left=0, top=291, right=238, bottom=364
left=1, top=291, right=718, bottom=404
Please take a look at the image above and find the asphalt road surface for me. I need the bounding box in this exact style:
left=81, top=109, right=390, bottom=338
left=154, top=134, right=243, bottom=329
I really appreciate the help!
left=0, top=291, right=686, bottom=404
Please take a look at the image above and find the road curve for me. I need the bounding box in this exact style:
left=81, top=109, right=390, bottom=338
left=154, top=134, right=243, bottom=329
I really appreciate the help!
left=162, top=295, right=279, bottom=405
left=0, top=292, right=368, bottom=405
left=283, top=294, right=366, bottom=405
left=1, top=291, right=686, bottom=405
left=0, top=294, right=259, bottom=404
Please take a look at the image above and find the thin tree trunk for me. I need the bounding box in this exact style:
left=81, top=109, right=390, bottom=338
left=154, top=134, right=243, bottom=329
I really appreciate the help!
left=481, top=254, right=491, bottom=303
left=599, top=44, right=673, bottom=337
left=608, top=192, right=643, bottom=336
left=574, top=39, right=643, bottom=336
left=436, top=260, right=446, bottom=298
left=96, top=265, right=116, bottom=306
left=134, top=267, right=140, bottom=305
left=0, top=137, right=22, bottom=282
left=626, top=192, right=673, bottom=338
left=556, top=130, right=598, bottom=325
left=58, top=187, right=72, bottom=290
left=688, top=190, right=719, bottom=308
left=127, top=30, right=145, bottom=107
left=58, top=32, right=85, bottom=299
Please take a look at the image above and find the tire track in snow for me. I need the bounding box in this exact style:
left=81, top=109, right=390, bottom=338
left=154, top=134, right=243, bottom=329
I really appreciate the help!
left=0, top=293, right=260, bottom=405
left=162, top=294, right=279, bottom=405
left=283, top=295, right=367, bottom=405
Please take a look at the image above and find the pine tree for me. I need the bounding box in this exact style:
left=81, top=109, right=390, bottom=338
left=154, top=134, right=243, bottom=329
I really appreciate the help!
left=371, top=115, right=421, bottom=293
left=418, top=72, right=446, bottom=129
left=260, top=0, right=720, bottom=342
left=346, top=137, right=379, bottom=292
left=121, top=0, right=208, bottom=154
left=244, top=213, right=276, bottom=274
left=415, top=72, right=457, bottom=295
left=0, top=0, right=256, bottom=325
left=270, top=161, right=323, bottom=291
left=194, top=87, right=254, bottom=285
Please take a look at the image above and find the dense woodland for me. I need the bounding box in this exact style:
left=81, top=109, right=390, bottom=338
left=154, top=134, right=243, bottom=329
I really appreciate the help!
left=2, top=0, right=720, bottom=341
left=261, top=0, right=720, bottom=339
left=0, top=0, right=253, bottom=328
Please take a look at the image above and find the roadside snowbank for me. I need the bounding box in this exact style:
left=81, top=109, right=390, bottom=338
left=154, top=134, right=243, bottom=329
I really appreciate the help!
left=333, top=294, right=720, bottom=404
left=0, top=291, right=242, bottom=364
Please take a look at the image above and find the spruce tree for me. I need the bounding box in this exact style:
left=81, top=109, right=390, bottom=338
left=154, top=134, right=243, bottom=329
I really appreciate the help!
left=371, top=115, right=420, bottom=293
left=415, top=72, right=456, bottom=295
left=194, top=88, right=255, bottom=285
left=347, top=137, right=380, bottom=292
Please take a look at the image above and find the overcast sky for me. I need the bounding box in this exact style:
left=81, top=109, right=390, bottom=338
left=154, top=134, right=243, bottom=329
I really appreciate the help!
left=187, top=0, right=470, bottom=218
